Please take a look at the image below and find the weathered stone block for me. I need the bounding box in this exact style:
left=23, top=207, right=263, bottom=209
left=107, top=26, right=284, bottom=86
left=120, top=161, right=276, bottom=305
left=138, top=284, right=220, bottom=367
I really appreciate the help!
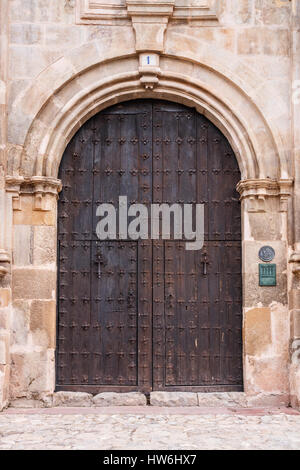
left=0, top=289, right=11, bottom=308
left=13, top=195, right=56, bottom=227
left=11, top=300, right=31, bottom=346
left=237, top=28, right=289, bottom=56
left=9, top=351, right=51, bottom=397
left=10, top=23, right=43, bottom=45
left=244, top=273, right=288, bottom=308
left=256, top=1, right=290, bottom=25
left=9, top=0, right=35, bottom=22
left=53, top=392, right=93, bottom=407
left=244, top=307, right=271, bottom=356
left=150, top=392, right=198, bottom=407
left=9, top=393, right=53, bottom=408
left=0, top=369, right=4, bottom=411
left=45, top=25, right=84, bottom=49
left=289, top=290, right=300, bottom=310
left=33, top=226, right=56, bottom=266
left=68, top=41, right=101, bottom=72
left=30, top=300, right=56, bottom=348
left=13, top=225, right=33, bottom=265
left=291, top=309, right=300, bottom=339
left=0, top=364, right=10, bottom=409
left=0, top=333, right=9, bottom=365
left=197, top=392, right=248, bottom=408
left=245, top=356, right=289, bottom=395
left=93, top=392, right=147, bottom=407
left=12, top=268, right=55, bottom=300
left=246, top=393, right=289, bottom=407
left=0, top=309, right=10, bottom=331
left=9, top=46, right=53, bottom=80
left=8, top=79, right=33, bottom=110
left=9, top=398, right=44, bottom=408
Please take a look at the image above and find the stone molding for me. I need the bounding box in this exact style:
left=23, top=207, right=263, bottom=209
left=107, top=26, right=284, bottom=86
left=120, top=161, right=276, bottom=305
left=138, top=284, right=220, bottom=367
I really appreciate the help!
left=11, top=49, right=286, bottom=182
left=76, top=0, right=129, bottom=22
left=0, top=249, right=10, bottom=279
left=76, top=0, right=219, bottom=24
left=127, top=1, right=174, bottom=52
left=289, top=252, right=300, bottom=277
left=236, top=178, right=294, bottom=213
left=5, top=176, right=62, bottom=212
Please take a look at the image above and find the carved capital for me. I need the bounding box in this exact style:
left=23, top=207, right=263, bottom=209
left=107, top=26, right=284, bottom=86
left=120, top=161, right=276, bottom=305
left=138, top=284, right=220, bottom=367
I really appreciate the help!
left=5, top=175, right=24, bottom=210
left=236, top=178, right=293, bottom=213
left=0, top=249, right=10, bottom=279
left=6, top=175, right=62, bottom=212
left=290, top=252, right=300, bottom=277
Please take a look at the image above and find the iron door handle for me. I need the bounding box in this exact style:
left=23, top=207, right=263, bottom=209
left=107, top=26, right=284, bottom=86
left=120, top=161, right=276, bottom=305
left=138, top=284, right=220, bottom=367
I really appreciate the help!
left=202, top=256, right=209, bottom=275
left=94, top=251, right=106, bottom=278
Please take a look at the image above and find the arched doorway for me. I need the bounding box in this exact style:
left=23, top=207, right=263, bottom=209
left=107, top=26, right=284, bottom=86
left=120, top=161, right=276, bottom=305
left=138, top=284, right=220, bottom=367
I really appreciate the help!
left=56, top=99, right=243, bottom=393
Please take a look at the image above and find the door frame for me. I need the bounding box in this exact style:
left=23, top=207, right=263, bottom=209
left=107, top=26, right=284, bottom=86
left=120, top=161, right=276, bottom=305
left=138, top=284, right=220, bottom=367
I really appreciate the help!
left=55, top=99, right=244, bottom=394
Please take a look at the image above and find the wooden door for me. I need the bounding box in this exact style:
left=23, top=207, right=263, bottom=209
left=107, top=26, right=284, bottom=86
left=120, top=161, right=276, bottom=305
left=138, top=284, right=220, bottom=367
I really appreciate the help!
left=56, top=100, right=243, bottom=393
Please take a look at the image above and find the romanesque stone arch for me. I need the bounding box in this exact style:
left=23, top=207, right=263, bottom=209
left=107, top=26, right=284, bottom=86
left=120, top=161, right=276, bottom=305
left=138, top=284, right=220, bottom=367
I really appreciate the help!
left=6, top=31, right=291, bottom=183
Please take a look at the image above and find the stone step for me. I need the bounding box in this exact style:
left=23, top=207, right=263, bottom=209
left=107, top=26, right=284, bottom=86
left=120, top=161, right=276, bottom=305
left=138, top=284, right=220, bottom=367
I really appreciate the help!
left=52, top=391, right=147, bottom=407
left=150, top=392, right=248, bottom=407
left=8, top=391, right=289, bottom=409
left=149, top=392, right=289, bottom=408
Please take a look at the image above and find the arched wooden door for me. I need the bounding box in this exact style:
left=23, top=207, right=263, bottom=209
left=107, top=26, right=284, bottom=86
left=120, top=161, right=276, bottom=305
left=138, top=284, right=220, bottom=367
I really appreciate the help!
left=56, top=100, right=243, bottom=393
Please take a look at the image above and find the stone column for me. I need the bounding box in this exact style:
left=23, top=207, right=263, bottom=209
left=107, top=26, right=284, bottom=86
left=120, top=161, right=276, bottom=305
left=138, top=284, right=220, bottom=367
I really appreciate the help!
left=289, top=2, right=300, bottom=409
left=0, top=0, right=10, bottom=411
left=237, top=179, right=293, bottom=406
left=5, top=177, right=61, bottom=406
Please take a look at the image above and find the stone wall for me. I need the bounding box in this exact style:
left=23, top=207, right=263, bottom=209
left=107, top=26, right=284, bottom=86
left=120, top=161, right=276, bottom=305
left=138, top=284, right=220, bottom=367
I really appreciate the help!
left=0, top=0, right=11, bottom=411
left=290, top=1, right=300, bottom=409
left=0, top=0, right=298, bottom=408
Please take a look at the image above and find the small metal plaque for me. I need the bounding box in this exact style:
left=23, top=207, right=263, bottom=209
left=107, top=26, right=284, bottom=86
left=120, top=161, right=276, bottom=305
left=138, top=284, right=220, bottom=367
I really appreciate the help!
left=259, top=264, right=276, bottom=287
left=259, top=246, right=275, bottom=263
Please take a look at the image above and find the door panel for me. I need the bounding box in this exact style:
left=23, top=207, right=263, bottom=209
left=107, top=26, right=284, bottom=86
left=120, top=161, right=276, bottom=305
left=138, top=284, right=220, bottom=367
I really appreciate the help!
left=56, top=99, right=243, bottom=393
left=152, top=241, right=242, bottom=390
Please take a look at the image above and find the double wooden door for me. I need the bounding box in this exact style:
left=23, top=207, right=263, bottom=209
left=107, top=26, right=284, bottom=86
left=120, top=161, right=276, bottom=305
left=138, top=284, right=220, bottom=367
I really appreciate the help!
left=56, top=100, right=243, bottom=393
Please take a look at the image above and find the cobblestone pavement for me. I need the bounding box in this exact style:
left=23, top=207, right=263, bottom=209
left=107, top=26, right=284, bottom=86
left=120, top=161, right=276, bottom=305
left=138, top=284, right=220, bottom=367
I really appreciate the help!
left=0, top=407, right=300, bottom=450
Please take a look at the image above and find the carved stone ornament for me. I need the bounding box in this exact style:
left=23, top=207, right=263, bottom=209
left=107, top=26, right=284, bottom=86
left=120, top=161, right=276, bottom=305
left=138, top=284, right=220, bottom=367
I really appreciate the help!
left=6, top=176, right=62, bottom=212
left=0, top=249, right=10, bottom=279
left=290, top=252, right=300, bottom=277
left=236, top=178, right=293, bottom=213
left=76, top=0, right=219, bottom=24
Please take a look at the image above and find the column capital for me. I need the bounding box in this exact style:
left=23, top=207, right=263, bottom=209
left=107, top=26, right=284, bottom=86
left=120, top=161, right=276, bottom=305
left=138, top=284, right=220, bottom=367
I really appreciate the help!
left=236, top=178, right=294, bottom=213
left=6, top=175, right=62, bottom=211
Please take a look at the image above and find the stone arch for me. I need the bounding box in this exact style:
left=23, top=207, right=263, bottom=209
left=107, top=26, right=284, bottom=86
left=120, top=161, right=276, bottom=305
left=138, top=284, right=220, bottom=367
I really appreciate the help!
left=7, top=31, right=290, bottom=181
